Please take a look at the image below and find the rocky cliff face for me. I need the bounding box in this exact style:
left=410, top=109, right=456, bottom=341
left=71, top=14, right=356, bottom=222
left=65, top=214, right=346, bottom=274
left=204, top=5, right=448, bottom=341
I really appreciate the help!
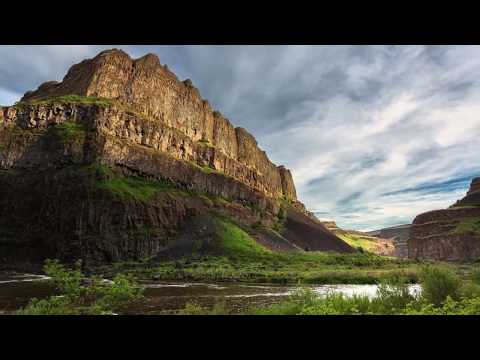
left=409, top=178, right=480, bottom=261
left=0, top=49, right=353, bottom=269
left=21, top=49, right=295, bottom=202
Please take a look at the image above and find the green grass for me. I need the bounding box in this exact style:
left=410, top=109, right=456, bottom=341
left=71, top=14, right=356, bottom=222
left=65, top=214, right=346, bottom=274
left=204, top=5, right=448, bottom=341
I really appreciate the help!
left=14, top=95, right=115, bottom=109
left=92, top=165, right=183, bottom=203
left=217, top=218, right=272, bottom=257
left=246, top=265, right=480, bottom=315
left=16, top=260, right=144, bottom=315
left=451, top=218, right=480, bottom=236
left=97, top=175, right=175, bottom=203
left=48, top=121, right=86, bottom=143
left=338, top=233, right=378, bottom=252
left=197, top=139, right=215, bottom=148
left=187, top=160, right=219, bottom=175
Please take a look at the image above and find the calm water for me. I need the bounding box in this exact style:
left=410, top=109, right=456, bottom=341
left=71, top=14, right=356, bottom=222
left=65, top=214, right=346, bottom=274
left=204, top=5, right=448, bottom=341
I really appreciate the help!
left=0, top=272, right=421, bottom=314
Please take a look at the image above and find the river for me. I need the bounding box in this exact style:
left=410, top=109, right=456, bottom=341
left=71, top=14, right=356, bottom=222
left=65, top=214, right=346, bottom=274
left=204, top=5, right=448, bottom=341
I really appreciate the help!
left=0, top=272, right=421, bottom=314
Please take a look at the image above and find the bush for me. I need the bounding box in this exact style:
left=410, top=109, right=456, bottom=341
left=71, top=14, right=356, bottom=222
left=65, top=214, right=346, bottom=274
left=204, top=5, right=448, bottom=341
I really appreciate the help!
left=179, top=300, right=229, bottom=315
left=17, top=259, right=144, bottom=315
left=470, top=268, right=480, bottom=285
left=179, top=302, right=208, bottom=315
left=248, top=267, right=480, bottom=315
left=374, top=276, right=417, bottom=314
left=299, top=293, right=372, bottom=315
left=419, top=266, right=462, bottom=307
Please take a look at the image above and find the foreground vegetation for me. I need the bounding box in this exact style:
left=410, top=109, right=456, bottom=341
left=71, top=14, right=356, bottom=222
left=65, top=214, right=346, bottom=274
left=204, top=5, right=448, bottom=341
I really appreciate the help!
left=14, top=259, right=480, bottom=315
left=181, top=266, right=480, bottom=315
left=17, top=260, right=144, bottom=315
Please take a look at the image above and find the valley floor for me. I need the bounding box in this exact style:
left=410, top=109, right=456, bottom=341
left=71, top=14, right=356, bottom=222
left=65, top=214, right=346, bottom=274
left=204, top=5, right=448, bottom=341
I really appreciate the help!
left=94, top=219, right=478, bottom=285
left=97, top=254, right=477, bottom=286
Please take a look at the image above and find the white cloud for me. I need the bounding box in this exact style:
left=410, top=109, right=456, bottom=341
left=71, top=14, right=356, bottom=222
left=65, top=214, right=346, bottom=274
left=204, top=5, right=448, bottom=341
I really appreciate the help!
left=0, top=86, right=20, bottom=106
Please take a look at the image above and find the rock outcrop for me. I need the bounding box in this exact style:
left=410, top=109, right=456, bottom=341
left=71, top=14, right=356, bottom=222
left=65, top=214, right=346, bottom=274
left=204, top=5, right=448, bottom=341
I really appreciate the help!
left=0, top=49, right=353, bottom=269
left=21, top=49, right=294, bottom=202
left=409, top=178, right=480, bottom=261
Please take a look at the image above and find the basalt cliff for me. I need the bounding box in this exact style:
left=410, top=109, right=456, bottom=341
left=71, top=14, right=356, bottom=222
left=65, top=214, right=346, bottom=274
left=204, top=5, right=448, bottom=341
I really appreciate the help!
left=0, top=49, right=352, bottom=270
left=409, top=178, right=480, bottom=261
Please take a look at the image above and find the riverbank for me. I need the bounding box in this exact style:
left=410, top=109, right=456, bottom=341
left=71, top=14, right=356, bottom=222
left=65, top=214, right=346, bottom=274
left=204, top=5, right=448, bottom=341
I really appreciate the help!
left=93, top=252, right=478, bottom=285
left=2, top=258, right=479, bottom=315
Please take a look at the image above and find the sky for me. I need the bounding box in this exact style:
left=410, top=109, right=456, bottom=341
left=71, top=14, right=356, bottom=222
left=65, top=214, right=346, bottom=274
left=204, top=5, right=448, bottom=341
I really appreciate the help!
left=1, top=45, right=479, bottom=231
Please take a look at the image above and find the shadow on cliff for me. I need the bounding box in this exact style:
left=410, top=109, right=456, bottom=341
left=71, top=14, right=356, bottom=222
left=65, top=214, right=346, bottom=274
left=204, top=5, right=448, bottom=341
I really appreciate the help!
left=0, top=123, right=355, bottom=271
left=282, top=209, right=355, bottom=253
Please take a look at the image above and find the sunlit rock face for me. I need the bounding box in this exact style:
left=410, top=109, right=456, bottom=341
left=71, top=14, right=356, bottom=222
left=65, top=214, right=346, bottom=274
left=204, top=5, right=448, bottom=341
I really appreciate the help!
left=21, top=49, right=297, bottom=202
left=409, top=178, right=480, bottom=262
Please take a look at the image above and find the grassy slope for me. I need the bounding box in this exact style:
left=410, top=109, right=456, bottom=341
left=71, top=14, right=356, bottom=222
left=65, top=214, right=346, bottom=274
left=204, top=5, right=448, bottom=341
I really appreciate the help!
left=451, top=218, right=480, bottom=235
left=101, top=218, right=467, bottom=284
left=337, top=233, right=380, bottom=253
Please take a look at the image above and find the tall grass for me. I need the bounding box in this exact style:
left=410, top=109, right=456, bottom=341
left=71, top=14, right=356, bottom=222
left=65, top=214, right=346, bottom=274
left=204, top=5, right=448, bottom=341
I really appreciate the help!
left=419, top=266, right=461, bottom=306
left=245, top=266, right=480, bottom=315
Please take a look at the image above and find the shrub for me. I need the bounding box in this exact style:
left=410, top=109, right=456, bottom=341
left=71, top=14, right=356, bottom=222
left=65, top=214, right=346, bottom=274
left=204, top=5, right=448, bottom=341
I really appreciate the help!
left=179, top=302, right=208, bottom=315
left=299, top=293, right=372, bottom=315
left=374, top=276, right=417, bottom=314
left=17, top=259, right=144, bottom=315
left=179, top=300, right=229, bottom=315
left=470, top=268, right=480, bottom=285
left=419, top=266, right=462, bottom=307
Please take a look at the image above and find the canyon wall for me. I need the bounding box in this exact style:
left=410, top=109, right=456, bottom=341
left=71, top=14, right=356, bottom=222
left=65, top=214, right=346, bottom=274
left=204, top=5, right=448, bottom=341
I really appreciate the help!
left=21, top=49, right=296, bottom=202
left=0, top=103, right=280, bottom=213
left=409, top=178, right=480, bottom=261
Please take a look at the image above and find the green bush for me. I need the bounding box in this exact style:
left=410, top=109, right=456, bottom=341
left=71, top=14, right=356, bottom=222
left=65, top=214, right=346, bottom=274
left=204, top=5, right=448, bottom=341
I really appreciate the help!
left=252, top=288, right=315, bottom=315
left=374, top=277, right=416, bottom=314
left=470, top=267, right=480, bottom=285
left=419, top=266, right=462, bottom=307
left=405, top=296, right=480, bottom=315
left=179, top=300, right=229, bottom=315
left=178, top=302, right=207, bottom=315
left=248, top=270, right=480, bottom=315
left=17, top=259, right=144, bottom=315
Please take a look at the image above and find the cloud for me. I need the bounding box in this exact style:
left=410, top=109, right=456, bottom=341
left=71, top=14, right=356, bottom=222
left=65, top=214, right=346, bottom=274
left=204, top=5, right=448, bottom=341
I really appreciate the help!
left=1, top=45, right=479, bottom=231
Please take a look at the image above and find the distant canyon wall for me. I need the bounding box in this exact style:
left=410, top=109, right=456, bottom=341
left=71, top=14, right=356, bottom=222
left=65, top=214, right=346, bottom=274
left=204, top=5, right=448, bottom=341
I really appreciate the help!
left=409, top=178, right=480, bottom=261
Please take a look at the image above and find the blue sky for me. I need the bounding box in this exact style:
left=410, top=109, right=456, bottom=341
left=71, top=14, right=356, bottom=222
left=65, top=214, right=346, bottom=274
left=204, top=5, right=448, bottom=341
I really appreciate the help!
left=1, top=45, right=479, bottom=231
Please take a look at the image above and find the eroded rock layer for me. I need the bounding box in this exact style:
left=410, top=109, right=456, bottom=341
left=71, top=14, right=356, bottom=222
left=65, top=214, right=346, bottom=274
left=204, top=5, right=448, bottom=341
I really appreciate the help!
left=21, top=49, right=296, bottom=202
left=409, top=178, right=480, bottom=261
left=1, top=103, right=281, bottom=213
